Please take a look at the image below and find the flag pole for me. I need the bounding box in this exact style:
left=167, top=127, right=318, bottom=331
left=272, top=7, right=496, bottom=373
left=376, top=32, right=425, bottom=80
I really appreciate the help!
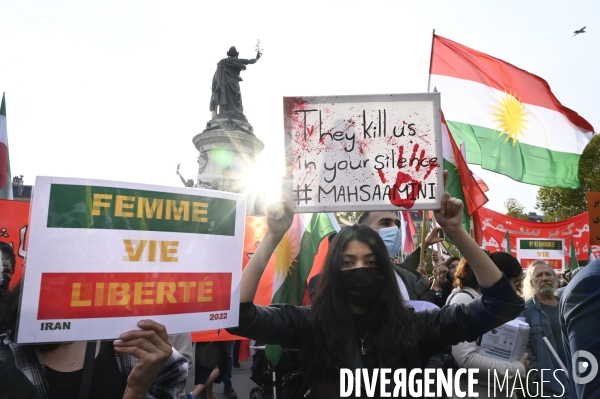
left=427, top=29, right=436, bottom=93
left=431, top=214, right=443, bottom=263
left=419, top=211, right=429, bottom=276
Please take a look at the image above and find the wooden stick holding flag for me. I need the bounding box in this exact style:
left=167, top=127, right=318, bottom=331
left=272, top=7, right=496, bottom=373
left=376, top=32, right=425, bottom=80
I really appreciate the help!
left=0, top=93, right=12, bottom=200
left=419, top=211, right=429, bottom=275
left=570, top=237, right=579, bottom=271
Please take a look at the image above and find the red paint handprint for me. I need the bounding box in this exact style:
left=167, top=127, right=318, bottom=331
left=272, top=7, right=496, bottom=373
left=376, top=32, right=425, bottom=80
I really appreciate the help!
left=376, top=143, right=439, bottom=209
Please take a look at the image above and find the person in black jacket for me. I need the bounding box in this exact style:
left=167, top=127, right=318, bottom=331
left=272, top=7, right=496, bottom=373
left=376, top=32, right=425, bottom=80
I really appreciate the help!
left=228, top=174, right=524, bottom=398
left=357, top=211, right=443, bottom=303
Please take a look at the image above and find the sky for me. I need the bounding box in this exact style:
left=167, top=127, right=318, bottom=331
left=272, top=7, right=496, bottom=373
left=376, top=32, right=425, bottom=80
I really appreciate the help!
left=1, top=0, right=598, bottom=214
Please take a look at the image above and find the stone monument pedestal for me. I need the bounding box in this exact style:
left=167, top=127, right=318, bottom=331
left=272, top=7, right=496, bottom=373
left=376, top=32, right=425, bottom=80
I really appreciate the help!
left=193, top=116, right=265, bottom=215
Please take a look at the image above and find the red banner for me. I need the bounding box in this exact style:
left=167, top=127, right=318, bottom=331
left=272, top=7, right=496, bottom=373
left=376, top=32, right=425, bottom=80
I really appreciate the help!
left=38, top=272, right=231, bottom=319
left=0, top=199, right=29, bottom=289
left=478, top=207, right=599, bottom=262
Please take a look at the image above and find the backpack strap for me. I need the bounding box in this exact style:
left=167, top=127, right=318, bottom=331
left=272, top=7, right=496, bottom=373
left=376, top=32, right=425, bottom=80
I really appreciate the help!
left=78, top=341, right=96, bottom=399
left=447, top=289, right=475, bottom=304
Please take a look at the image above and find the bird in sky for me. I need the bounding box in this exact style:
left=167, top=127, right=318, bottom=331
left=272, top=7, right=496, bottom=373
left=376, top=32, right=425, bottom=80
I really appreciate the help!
left=573, top=26, right=586, bottom=37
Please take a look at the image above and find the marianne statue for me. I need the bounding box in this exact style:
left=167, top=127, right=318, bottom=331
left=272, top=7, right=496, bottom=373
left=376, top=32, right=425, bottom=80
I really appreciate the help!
left=210, top=46, right=261, bottom=120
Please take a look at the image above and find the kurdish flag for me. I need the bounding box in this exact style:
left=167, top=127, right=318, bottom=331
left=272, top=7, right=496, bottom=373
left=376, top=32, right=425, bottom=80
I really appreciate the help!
left=271, top=212, right=339, bottom=305
left=441, top=110, right=488, bottom=234
left=0, top=93, right=12, bottom=200
left=266, top=212, right=338, bottom=365
left=430, top=35, right=594, bottom=189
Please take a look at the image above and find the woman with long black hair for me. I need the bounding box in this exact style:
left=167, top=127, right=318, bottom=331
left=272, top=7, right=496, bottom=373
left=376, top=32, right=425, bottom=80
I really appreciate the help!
left=228, top=183, right=524, bottom=398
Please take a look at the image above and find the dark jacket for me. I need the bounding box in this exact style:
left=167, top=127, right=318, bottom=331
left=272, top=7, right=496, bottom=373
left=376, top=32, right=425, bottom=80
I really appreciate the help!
left=559, top=259, right=600, bottom=399
left=522, top=294, right=569, bottom=398
left=394, top=246, right=435, bottom=303
left=228, top=276, right=524, bottom=398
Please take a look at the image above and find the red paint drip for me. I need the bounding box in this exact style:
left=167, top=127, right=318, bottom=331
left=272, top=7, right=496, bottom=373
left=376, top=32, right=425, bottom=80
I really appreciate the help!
left=378, top=170, right=387, bottom=184
left=410, top=143, right=419, bottom=164
left=415, top=149, right=425, bottom=172
left=423, top=160, right=439, bottom=180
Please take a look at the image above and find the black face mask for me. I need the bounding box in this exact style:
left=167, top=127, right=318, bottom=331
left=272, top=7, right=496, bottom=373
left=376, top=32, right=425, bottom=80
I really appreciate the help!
left=339, top=268, right=385, bottom=308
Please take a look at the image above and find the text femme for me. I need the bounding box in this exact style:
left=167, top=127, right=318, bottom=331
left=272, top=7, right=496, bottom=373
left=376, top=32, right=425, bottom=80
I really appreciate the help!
left=92, top=194, right=208, bottom=222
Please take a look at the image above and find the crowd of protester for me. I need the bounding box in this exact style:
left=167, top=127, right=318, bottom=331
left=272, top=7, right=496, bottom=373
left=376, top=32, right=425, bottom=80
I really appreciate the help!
left=1, top=185, right=599, bottom=399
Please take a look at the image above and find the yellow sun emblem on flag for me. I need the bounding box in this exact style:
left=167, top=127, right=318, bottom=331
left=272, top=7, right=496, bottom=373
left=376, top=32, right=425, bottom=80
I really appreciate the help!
left=491, top=91, right=529, bottom=146
left=274, top=230, right=299, bottom=280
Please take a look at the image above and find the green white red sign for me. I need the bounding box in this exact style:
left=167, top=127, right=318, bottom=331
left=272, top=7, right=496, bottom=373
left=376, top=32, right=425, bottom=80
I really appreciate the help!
left=516, top=238, right=565, bottom=272
left=18, top=177, right=246, bottom=343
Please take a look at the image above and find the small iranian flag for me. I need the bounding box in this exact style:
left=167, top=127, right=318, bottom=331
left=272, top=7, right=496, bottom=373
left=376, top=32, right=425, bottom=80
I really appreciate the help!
left=400, top=211, right=416, bottom=253
left=501, top=231, right=511, bottom=254
left=430, top=35, right=594, bottom=189
left=0, top=93, right=12, bottom=200
left=570, top=237, right=579, bottom=271
left=266, top=212, right=338, bottom=364
left=441, top=110, right=488, bottom=233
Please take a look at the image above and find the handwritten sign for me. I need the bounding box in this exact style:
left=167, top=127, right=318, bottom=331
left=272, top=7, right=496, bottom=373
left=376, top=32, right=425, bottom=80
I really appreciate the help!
left=586, top=192, right=600, bottom=246
left=283, top=93, right=443, bottom=212
left=17, top=177, right=246, bottom=343
left=517, top=238, right=565, bottom=272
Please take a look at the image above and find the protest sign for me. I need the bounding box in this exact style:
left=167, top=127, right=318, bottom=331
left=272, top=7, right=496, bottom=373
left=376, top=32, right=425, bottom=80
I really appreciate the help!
left=0, top=198, right=29, bottom=289
left=478, top=206, right=596, bottom=262
left=283, top=93, right=443, bottom=212
left=586, top=192, right=600, bottom=246
left=477, top=319, right=529, bottom=363
left=516, top=238, right=565, bottom=272
left=17, top=177, right=245, bottom=343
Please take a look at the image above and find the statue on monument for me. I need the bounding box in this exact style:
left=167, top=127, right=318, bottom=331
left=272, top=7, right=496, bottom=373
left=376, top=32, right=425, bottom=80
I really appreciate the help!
left=176, top=163, right=195, bottom=187
left=209, top=45, right=261, bottom=120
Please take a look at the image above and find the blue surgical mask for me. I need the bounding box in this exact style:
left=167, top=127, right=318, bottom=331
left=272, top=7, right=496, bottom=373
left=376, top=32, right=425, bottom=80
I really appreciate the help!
left=378, top=226, right=401, bottom=256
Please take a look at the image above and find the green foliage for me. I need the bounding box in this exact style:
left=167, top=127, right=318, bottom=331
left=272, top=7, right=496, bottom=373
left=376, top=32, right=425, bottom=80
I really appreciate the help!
left=535, top=188, right=586, bottom=221
left=504, top=198, right=528, bottom=220
left=535, top=134, right=600, bottom=221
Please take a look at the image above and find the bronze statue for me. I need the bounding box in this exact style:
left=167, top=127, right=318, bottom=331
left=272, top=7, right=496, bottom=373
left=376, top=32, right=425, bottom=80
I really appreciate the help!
left=210, top=46, right=261, bottom=120
left=176, top=164, right=194, bottom=187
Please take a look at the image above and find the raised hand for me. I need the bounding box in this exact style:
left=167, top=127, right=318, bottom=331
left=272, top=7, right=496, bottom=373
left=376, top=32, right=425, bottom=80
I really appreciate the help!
left=265, top=201, right=294, bottom=240
left=114, top=320, right=173, bottom=399
left=433, top=171, right=464, bottom=234
left=425, top=227, right=444, bottom=248
left=437, top=264, right=449, bottom=283
left=241, top=201, right=294, bottom=303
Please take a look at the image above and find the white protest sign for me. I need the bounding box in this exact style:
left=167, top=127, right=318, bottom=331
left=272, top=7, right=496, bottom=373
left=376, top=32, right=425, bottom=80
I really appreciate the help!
left=516, top=238, right=565, bottom=272
left=477, top=319, right=530, bottom=363
left=17, top=177, right=246, bottom=343
left=283, top=93, right=443, bottom=212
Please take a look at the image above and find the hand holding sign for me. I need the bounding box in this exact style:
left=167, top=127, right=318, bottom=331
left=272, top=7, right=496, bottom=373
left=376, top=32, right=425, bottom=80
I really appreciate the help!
left=265, top=201, right=294, bottom=240
left=115, top=320, right=175, bottom=399
left=434, top=171, right=464, bottom=235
